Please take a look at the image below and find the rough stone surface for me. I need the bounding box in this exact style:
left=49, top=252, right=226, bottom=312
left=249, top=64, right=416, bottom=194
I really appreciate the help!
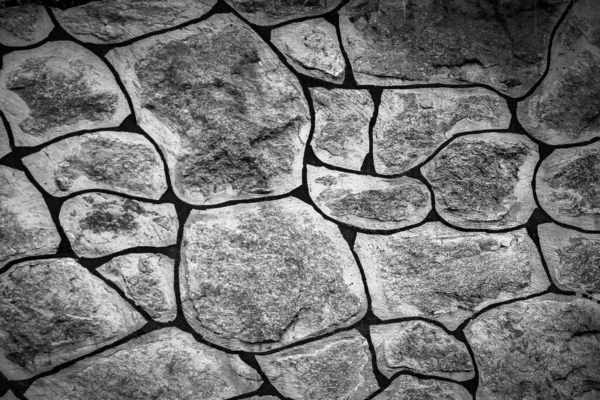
left=0, top=391, right=19, bottom=400
left=355, top=223, right=549, bottom=329
left=0, top=120, right=10, bottom=159
left=371, top=375, right=472, bottom=400
left=422, top=132, right=538, bottom=229
left=0, top=166, right=60, bottom=269
left=466, top=295, right=600, bottom=400
left=23, top=131, right=168, bottom=199
left=60, top=193, right=178, bottom=258
left=225, top=0, right=341, bottom=26
left=0, top=258, right=145, bottom=380
left=180, top=197, right=367, bottom=352
left=0, top=5, right=53, bottom=47
left=245, top=397, right=279, bottom=400
left=257, top=330, right=378, bottom=400
left=98, top=253, right=177, bottom=323
left=25, top=328, right=262, bottom=400
left=374, top=88, right=511, bottom=174
left=308, top=165, right=431, bottom=230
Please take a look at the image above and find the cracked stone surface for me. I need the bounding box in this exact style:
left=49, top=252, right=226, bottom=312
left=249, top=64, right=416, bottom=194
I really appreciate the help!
left=0, top=120, right=9, bottom=159
left=224, top=0, right=342, bottom=26
left=0, top=5, right=53, bottom=47
left=371, top=375, right=472, bottom=400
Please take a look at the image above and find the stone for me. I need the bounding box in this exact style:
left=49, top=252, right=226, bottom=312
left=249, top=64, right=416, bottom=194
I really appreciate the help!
left=256, top=330, right=378, bottom=400
left=536, top=142, right=600, bottom=230
left=354, top=223, right=549, bottom=329
left=25, top=328, right=262, bottom=400
left=371, top=375, right=472, bottom=400
left=106, top=14, right=309, bottom=206
left=224, top=0, right=341, bottom=26
left=245, top=397, right=279, bottom=400
left=97, top=253, right=177, bottom=323
left=422, top=132, right=538, bottom=229
left=23, top=131, right=168, bottom=200
left=307, top=165, right=431, bottom=230
left=466, top=295, right=600, bottom=400
left=180, top=197, right=367, bottom=352
left=0, top=119, right=10, bottom=159
left=0, top=166, right=60, bottom=269
left=0, top=391, right=19, bottom=400
left=0, top=5, right=53, bottom=47
left=0, top=258, right=145, bottom=380
left=374, top=88, right=511, bottom=174
left=60, top=193, right=178, bottom=258
left=0, top=42, right=129, bottom=147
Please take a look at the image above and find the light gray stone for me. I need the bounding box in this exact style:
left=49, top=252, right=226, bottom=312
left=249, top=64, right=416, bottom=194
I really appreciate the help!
left=371, top=375, right=472, bottom=400
left=0, top=119, right=9, bottom=159
left=224, top=0, right=341, bottom=26
left=0, top=5, right=53, bottom=47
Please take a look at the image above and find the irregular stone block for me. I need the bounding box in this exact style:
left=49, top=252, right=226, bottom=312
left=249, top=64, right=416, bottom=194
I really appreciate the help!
left=355, top=223, right=549, bottom=329
left=106, top=14, right=309, bottom=206
left=0, top=258, right=145, bottom=380
left=0, top=119, right=9, bottom=159
left=0, top=5, right=53, bottom=47
left=422, top=132, right=538, bottom=229
left=256, top=330, right=378, bottom=400
left=374, top=88, right=511, bottom=174
left=60, top=193, right=178, bottom=258
left=372, top=375, right=472, bottom=400
left=0, top=42, right=129, bottom=147
left=23, top=131, right=167, bottom=200
left=224, top=0, right=341, bottom=26
left=25, top=328, right=262, bottom=400
left=307, top=165, right=431, bottom=230
left=466, top=295, right=600, bottom=400
left=180, top=197, right=367, bottom=351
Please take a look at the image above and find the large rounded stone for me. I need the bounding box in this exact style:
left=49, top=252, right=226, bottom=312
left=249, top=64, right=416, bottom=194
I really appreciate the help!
left=224, top=0, right=341, bottom=26
left=0, top=119, right=10, bottom=159
left=372, top=375, right=472, bottom=400
left=0, top=5, right=53, bottom=47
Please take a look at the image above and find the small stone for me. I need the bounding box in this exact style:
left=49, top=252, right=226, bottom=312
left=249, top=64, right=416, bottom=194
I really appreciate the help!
left=0, top=390, right=19, bottom=400
left=60, top=193, right=178, bottom=258
left=224, top=0, right=341, bottom=26
left=256, top=330, right=379, bottom=400
left=180, top=197, right=367, bottom=352
left=25, top=328, right=262, bottom=400
left=0, top=5, right=53, bottom=47
left=0, top=120, right=10, bottom=159
left=371, top=375, right=472, bottom=400
left=355, top=223, right=549, bottom=329
left=0, top=258, right=145, bottom=380
left=422, top=132, right=538, bottom=229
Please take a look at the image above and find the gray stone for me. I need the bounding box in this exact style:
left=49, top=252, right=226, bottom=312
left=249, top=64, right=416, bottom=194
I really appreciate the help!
left=25, top=328, right=262, bottom=400
left=256, top=330, right=378, bottom=400
left=0, top=119, right=9, bottom=159
left=60, top=193, right=178, bottom=258
left=224, top=0, right=341, bottom=26
left=0, top=390, right=19, bottom=400
left=106, top=14, right=309, bottom=206
left=0, top=5, right=53, bottom=47
left=245, top=397, right=279, bottom=400
left=355, top=223, right=549, bottom=329
left=466, top=295, right=600, bottom=400
left=180, top=197, right=367, bottom=352
left=307, top=165, right=431, bottom=230
left=372, top=375, right=472, bottom=400
left=0, top=258, right=145, bottom=380
left=374, top=88, right=511, bottom=174
left=422, top=132, right=538, bottom=229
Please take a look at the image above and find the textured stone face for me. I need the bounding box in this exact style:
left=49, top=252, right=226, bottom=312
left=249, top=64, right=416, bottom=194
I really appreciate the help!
left=224, top=0, right=341, bottom=26
left=257, top=331, right=378, bottom=400
left=355, top=223, right=549, bottom=329
left=371, top=375, right=472, bottom=400
left=0, top=121, right=9, bottom=159
left=467, top=295, right=600, bottom=400
left=180, top=198, right=367, bottom=351
left=374, top=88, right=511, bottom=174
left=0, top=390, right=19, bottom=400
left=0, top=258, right=145, bottom=380
left=25, top=328, right=262, bottom=400
left=0, top=5, right=53, bottom=47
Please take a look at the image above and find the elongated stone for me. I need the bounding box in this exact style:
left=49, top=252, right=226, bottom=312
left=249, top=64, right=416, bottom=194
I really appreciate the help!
left=0, top=5, right=53, bottom=47
left=225, top=0, right=341, bottom=26
left=372, top=375, right=472, bottom=400
left=0, top=120, right=9, bottom=159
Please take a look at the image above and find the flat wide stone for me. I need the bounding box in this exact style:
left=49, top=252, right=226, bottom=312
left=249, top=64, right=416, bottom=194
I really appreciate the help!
left=0, top=5, right=53, bottom=47
left=371, top=375, right=472, bottom=400
left=224, top=0, right=341, bottom=26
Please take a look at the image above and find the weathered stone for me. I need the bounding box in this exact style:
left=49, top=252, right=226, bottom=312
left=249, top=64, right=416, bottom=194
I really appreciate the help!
left=536, top=142, right=600, bottom=230
left=466, top=295, right=600, bottom=400
left=0, top=120, right=9, bottom=159
left=0, top=166, right=60, bottom=269
left=107, top=14, right=309, bottom=205
left=60, top=193, right=178, bottom=258
left=23, top=131, right=167, bottom=199
left=256, top=330, right=378, bottom=400
left=245, top=397, right=279, bottom=400
left=224, top=0, right=341, bottom=26
left=0, top=258, right=145, bottom=380
left=355, top=223, right=549, bottom=329
left=422, top=132, right=538, bottom=229
left=307, top=165, right=431, bottom=230
left=180, top=197, right=367, bottom=352
left=98, top=253, right=177, bottom=323
left=0, top=5, right=53, bottom=47
left=25, top=328, right=262, bottom=400
left=372, top=375, right=472, bottom=400
left=374, top=88, right=511, bottom=174
left=0, top=390, right=19, bottom=400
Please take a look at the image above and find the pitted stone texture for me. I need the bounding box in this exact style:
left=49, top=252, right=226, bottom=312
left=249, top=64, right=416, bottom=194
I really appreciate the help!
left=107, top=14, right=309, bottom=206
left=355, top=223, right=548, bottom=329
left=372, top=375, right=472, bottom=400
left=23, top=131, right=168, bottom=199
left=466, top=295, right=600, bottom=400
left=422, top=132, right=538, bottom=229
left=310, top=88, right=372, bottom=171
left=0, top=120, right=9, bottom=159
left=308, top=165, right=431, bottom=230
left=374, top=88, right=511, bottom=174
left=53, top=0, right=217, bottom=44
left=536, top=143, right=600, bottom=230
left=0, top=5, right=53, bottom=47
left=180, top=197, right=367, bottom=352
left=0, top=42, right=129, bottom=147
left=225, top=0, right=341, bottom=26
left=0, top=166, right=60, bottom=269
left=25, top=328, right=262, bottom=400
left=256, top=330, right=378, bottom=400
left=60, top=193, right=178, bottom=258
left=0, top=258, right=145, bottom=380
left=98, top=253, right=177, bottom=323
